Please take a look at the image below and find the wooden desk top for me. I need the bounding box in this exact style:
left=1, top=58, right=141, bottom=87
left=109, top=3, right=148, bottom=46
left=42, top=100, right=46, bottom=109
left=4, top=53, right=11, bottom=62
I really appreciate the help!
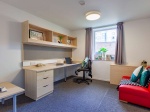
left=23, top=63, right=81, bottom=72
left=0, top=82, right=25, bottom=99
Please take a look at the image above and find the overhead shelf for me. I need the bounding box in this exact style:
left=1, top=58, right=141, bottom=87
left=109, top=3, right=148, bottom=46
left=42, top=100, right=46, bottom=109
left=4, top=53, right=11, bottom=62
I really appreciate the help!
left=23, top=39, right=77, bottom=48
left=22, top=20, right=77, bottom=49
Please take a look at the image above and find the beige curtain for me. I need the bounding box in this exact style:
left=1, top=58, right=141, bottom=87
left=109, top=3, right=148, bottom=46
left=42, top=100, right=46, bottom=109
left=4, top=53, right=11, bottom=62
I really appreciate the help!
left=85, top=28, right=93, bottom=59
left=115, top=22, right=124, bottom=64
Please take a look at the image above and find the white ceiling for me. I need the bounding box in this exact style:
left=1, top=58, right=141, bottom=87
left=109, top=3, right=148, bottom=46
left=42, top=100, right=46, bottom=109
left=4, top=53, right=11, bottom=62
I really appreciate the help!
left=1, top=0, right=150, bottom=30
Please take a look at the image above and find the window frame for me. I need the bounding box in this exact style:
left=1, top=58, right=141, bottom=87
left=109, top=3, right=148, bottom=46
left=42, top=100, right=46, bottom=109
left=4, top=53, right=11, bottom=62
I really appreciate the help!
left=92, top=25, right=117, bottom=60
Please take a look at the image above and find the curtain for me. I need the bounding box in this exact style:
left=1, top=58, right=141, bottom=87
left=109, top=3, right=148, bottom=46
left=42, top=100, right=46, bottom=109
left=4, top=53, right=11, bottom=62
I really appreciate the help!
left=85, top=28, right=92, bottom=59
left=115, top=22, right=123, bottom=64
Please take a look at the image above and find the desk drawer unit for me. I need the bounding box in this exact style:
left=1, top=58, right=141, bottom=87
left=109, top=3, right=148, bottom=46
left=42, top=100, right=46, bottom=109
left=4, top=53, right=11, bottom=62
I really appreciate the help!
left=25, top=70, right=54, bottom=100
left=37, top=70, right=53, bottom=98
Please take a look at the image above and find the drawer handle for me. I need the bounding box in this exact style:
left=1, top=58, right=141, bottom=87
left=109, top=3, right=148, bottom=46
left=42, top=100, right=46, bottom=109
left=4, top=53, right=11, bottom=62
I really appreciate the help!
left=43, top=77, right=49, bottom=79
left=43, top=85, right=48, bottom=87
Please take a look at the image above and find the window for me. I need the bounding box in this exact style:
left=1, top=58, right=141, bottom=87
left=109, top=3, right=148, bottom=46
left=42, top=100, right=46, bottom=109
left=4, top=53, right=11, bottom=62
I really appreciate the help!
left=93, top=26, right=117, bottom=60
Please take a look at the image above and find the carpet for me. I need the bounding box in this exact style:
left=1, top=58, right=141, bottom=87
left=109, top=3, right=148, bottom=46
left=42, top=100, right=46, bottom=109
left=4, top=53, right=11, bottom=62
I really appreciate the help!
left=0, top=77, right=150, bottom=112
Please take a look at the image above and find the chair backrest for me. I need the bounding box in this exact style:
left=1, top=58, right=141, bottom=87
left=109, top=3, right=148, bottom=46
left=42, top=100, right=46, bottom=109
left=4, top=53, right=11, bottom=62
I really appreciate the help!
left=87, top=59, right=92, bottom=71
left=81, top=57, right=92, bottom=70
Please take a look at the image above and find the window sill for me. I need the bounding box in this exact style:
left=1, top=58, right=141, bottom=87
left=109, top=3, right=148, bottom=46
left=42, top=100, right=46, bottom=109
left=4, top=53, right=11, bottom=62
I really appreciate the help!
left=92, top=59, right=114, bottom=62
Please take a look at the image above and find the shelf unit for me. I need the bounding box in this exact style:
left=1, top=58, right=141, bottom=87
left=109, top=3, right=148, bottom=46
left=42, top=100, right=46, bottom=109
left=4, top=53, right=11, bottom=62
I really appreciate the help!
left=22, top=20, right=77, bottom=48
left=68, top=36, right=77, bottom=46
left=52, top=31, right=68, bottom=44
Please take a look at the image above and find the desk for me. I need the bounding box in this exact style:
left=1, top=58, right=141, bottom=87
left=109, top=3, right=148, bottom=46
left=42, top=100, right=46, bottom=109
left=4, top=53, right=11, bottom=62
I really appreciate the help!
left=23, top=63, right=80, bottom=81
left=23, top=63, right=80, bottom=100
left=0, top=82, right=25, bottom=112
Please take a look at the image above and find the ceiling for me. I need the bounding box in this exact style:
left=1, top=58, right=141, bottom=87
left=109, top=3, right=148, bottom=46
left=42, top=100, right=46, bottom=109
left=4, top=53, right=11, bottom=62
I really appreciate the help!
left=1, top=0, right=150, bottom=30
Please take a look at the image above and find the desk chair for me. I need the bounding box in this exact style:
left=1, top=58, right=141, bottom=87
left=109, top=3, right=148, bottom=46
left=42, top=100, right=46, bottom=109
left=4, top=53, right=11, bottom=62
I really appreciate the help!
left=75, top=58, right=92, bottom=85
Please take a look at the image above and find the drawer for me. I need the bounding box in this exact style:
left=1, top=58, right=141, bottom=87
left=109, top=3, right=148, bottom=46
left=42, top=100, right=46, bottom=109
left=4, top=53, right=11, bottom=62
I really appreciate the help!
left=37, top=77, right=53, bottom=88
left=37, top=70, right=53, bottom=81
left=37, top=84, right=53, bottom=98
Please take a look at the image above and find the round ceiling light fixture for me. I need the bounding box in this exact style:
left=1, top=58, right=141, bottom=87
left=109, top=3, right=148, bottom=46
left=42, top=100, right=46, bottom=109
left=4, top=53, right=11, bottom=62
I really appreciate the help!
left=86, top=11, right=100, bottom=21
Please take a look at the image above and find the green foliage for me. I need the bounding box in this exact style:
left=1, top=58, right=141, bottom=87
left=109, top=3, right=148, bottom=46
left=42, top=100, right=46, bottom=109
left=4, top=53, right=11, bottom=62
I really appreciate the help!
left=99, top=47, right=108, bottom=53
left=58, top=35, right=63, bottom=41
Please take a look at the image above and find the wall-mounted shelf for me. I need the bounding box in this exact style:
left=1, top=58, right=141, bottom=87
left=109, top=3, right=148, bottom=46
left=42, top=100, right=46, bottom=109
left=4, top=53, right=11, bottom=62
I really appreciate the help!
left=22, top=21, right=77, bottom=49
left=68, top=36, right=77, bottom=46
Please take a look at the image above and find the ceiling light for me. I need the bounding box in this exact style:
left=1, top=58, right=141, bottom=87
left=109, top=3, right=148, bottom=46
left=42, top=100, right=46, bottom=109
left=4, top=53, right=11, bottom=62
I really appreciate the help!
left=86, top=11, right=100, bottom=21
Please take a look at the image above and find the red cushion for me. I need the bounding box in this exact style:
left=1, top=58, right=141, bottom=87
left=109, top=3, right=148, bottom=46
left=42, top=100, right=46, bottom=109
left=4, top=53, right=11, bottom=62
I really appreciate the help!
left=122, top=76, right=130, bottom=80
left=119, top=85, right=150, bottom=99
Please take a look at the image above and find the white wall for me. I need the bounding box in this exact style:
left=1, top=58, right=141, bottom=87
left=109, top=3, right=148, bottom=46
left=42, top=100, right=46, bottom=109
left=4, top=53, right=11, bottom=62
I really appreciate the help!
left=71, top=29, right=86, bottom=76
left=71, top=17, right=150, bottom=81
left=0, top=1, right=71, bottom=87
left=92, top=61, right=114, bottom=81
left=124, top=18, right=150, bottom=65
left=72, top=29, right=86, bottom=61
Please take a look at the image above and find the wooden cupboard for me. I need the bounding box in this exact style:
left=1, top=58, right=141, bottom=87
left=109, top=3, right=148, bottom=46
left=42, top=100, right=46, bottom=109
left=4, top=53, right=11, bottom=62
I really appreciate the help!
left=110, top=64, right=137, bottom=85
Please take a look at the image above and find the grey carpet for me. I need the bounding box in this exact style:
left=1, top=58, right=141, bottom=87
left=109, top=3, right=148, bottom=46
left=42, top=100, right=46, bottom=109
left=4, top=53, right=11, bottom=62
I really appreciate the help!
left=0, top=77, right=150, bottom=112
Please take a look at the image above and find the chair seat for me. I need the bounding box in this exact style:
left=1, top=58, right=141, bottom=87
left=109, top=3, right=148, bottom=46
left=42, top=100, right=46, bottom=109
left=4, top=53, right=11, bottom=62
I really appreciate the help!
left=119, top=85, right=150, bottom=99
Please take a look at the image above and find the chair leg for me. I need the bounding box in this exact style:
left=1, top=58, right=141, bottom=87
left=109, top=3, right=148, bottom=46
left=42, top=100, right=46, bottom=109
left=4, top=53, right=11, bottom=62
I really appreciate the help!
left=75, top=71, right=92, bottom=85
left=83, top=71, right=86, bottom=80
left=86, top=78, right=92, bottom=82
left=76, top=79, right=90, bottom=85
left=85, top=80, right=90, bottom=85
left=77, top=79, right=82, bottom=84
